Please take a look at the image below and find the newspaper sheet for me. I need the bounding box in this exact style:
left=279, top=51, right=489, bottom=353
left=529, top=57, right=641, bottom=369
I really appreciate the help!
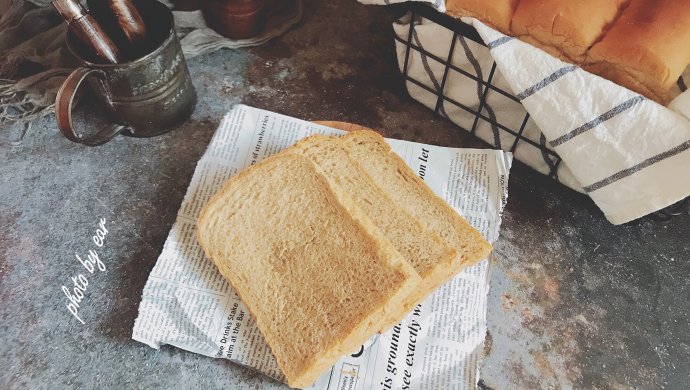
left=132, top=104, right=512, bottom=389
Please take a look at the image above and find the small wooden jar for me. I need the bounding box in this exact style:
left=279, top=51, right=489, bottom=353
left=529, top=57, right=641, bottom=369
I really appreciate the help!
left=203, top=0, right=267, bottom=39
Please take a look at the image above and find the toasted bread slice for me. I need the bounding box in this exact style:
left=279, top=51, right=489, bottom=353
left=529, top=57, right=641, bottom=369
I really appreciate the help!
left=197, top=153, right=420, bottom=389
left=289, top=135, right=457, bottom=331
left=341, top=130, right=493, bottom=274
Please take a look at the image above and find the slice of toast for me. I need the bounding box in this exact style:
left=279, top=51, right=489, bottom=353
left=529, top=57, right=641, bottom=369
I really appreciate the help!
left=341, top=130, right=493, bottom=274
left=196, top=153, right=420, bottom=389
left=289, top=134, right=457, bottom=331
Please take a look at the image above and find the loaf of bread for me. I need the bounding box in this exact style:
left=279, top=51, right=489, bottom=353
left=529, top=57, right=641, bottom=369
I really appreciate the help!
left=446, top=0, right=517, bottom=34
left=445, top=0, right=690, bottom=104
left=585, top=0, right=690, bottom=103
left=341, top=130, right=493, bottom=272
left=511, top=0, right=627, bottom=62
left=290, top=134, right=458, bottom=331
left=197, top=152, right=421, bottom=389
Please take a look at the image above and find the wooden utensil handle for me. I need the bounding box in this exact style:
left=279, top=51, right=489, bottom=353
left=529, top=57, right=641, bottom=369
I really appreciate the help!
left=108, top=0, right=147, bottom=45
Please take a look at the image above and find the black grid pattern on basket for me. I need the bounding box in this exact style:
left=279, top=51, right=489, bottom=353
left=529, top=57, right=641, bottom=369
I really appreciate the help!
left=392, top=2, right=689, bottom=222
left=394, top=3, right=563, bottom=180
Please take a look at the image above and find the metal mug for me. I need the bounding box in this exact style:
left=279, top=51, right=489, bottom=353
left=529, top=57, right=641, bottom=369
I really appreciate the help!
left=56, top=0, right=196, bottom=146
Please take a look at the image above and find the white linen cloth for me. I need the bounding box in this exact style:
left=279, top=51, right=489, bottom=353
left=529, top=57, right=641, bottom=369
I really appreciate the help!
left=366, top=0, right=690, bottom=224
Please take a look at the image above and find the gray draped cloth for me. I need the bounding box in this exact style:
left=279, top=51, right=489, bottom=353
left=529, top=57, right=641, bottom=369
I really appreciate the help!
left=0, top=0, right=302, bottom=139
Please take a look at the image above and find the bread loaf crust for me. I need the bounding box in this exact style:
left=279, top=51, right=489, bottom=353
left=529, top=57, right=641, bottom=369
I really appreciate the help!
left=446, top=0, right=518, bottom=34
left=511, top=0, right=627, bottom=62
left=446, top=0, right=690, bottom=104
left=585, top=0, right=690, bottom=104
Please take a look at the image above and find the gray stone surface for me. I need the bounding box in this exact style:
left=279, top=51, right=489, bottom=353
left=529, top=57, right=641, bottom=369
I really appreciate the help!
left=1, top=0, right=689, bottom=389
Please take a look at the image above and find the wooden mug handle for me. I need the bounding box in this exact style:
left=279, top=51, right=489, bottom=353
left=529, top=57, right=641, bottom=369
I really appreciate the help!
left=55, top=67, right=127, bottom=146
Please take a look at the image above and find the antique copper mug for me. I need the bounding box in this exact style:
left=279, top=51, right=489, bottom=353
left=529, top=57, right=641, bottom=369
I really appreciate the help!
left=56, top=0, right=196, bottom=146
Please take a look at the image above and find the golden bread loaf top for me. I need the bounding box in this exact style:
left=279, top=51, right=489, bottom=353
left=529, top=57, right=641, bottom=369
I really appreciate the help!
left=585, top=0, right=690, bottom=103
left=446, top=0, right=690, bottom=104
left=511, top=0, right=627, bottom=62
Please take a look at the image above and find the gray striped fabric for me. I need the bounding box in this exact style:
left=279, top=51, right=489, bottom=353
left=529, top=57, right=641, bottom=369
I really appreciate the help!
left=583, top=141, right=690, bottom=193
left=550, top=96, right=645, bottom=147
left=474, top=19, right=690, bottom=223
left=516, top=66, right=577, bottom=100
left=487, top=36, right=514, bottom=49
left=391, top=10, right=690, bottom=223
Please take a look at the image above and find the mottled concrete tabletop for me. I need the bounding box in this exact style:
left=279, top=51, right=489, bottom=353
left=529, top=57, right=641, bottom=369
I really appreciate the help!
left=2, top=1, right=689, bottom=389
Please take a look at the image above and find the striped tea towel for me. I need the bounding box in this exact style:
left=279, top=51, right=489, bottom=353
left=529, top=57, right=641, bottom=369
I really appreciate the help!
left=384, top=5, right=690, bottom=224
left=470, top=20, right=690, bottom=224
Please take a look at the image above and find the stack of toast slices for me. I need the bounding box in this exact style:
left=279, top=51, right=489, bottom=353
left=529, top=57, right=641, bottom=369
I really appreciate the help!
left=196, top=129, right=492, bottom=389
